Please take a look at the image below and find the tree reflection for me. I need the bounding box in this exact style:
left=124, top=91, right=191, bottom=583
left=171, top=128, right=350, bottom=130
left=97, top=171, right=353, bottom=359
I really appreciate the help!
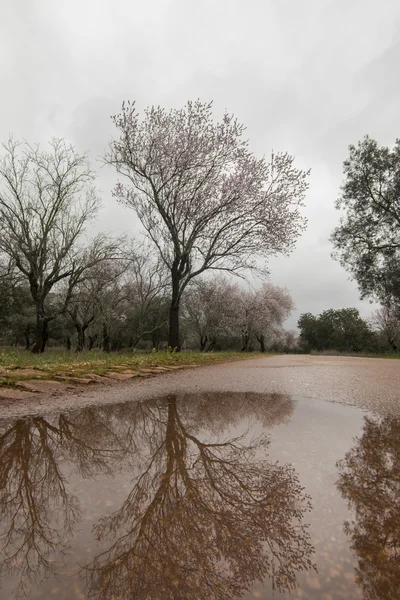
left=337, top=415, right=400, bottom=600
left=86, top=393, right=315, bottom=600
left=0, top=407, right=125, bottom=597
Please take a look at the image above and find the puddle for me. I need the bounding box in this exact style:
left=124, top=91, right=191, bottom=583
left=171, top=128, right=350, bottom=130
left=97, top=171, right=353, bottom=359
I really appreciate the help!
left=0, top=392, right=399, bottom=599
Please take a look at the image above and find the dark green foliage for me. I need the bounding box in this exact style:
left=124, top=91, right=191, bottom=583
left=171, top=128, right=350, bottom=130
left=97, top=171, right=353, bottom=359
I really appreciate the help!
left=331, top=136, right=400, bottom=305
left=0, top=279, right=36, bottom=348
left=0, top=277, right=12, bottom=329
left=298, top=308, right=378, bottom=353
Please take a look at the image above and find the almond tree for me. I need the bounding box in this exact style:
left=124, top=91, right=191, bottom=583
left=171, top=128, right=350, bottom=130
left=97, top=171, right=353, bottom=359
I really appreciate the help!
left=273, top=329, right=300, bottom=353
left=107, top=100, right=309, bottom=349
left=0, top=138, right=121, bottom=353
left=183, top=276, right=239, bottom=351
left=234, top=283, right=294, bottom=352
left=253, top=284, right=294, bottom=352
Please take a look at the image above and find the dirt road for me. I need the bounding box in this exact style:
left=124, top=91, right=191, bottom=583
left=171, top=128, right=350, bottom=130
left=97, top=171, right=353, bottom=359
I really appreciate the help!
left=2, top=354, right=399, bottom=419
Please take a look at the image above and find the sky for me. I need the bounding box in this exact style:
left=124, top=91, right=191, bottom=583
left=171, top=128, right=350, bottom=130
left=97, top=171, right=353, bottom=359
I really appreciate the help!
left=1, top=0, right=400, bottom=328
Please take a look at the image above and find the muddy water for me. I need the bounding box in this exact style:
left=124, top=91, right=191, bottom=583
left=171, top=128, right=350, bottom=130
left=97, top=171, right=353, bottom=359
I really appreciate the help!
left=0, top=392, right=398, bottom=600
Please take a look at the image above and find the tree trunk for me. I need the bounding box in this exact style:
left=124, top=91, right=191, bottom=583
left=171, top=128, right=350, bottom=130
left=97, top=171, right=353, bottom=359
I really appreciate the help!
left=207, top=336, right=217, bottom=352
left=111, top=339, right=122, bottom=351
left=256, top=333, right=266, bottom=353
left=32, top=316, right=50, bottom=353
left=24, top=324, right=32, bottom=350
left=168, top=272, right=181, bottom=351
left=168, top=305, right=180, bottom=350
left=102, top=323, right=110, bottom=352
left=75, top=324, right=86, bottom=352
left=88, top=334, right=97, bottom=350
left=65, top=336, right=72, bottom=351
left=200, top=335, right=208, bottom=352
left=129, top=337, right=139, bottom=350
left=241, top=332, right=250, bottom=352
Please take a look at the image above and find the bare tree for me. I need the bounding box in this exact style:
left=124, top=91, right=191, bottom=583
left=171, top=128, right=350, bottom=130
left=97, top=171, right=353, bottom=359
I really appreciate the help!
left=65, top=260, right=124, bottom=352
left=107, top=100, right=309, bottom=349
left=0, top=137, right=117, bottom=352
left=122, top=245, right=168, bottom=349
left=76, top=245, right=168, bottom=352
left=0, top=138, right=98, bottom=352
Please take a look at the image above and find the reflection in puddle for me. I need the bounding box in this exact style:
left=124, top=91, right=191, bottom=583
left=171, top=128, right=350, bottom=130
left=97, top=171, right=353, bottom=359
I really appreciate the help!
left=0, top=392, right=398, bottom=599
left=0, top=408, right=125, bottom=598
left=85, top=394, right=314, bottom=600
left=337, top=416, right=400, bottom=600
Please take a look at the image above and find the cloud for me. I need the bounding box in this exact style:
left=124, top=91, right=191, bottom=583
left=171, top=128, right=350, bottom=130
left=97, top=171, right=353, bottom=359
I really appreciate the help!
left=1, top=0, right=398, bottom=327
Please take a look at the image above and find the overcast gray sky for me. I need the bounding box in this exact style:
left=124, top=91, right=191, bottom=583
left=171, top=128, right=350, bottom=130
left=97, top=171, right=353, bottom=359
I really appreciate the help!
left=2, top=0, right=400, bottom=327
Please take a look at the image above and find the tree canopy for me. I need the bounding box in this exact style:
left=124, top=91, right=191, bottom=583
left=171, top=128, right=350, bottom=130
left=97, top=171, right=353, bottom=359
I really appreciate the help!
left=331, top=136, right=400, bottom=306
left=107, top=100, right=309, bottom=348
left=297, top=308, right=376, bottom=353
left=0, top=138, right=119, bottom=352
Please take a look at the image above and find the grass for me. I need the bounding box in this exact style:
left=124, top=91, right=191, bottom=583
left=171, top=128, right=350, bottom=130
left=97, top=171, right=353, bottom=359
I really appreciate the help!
left=0, top=348, right=263, bottom=386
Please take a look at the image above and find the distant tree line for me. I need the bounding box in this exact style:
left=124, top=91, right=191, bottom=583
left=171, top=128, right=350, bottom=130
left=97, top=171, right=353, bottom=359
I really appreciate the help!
left=298, top=307, right=400, bottom=354
left=0, top=263, right=298, bottom=353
